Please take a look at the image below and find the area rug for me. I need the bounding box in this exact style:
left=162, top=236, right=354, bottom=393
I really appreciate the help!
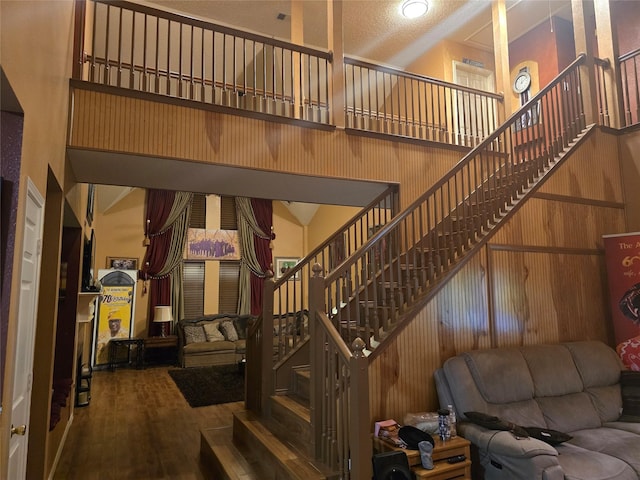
left=168, top=364, right=244, bottom=407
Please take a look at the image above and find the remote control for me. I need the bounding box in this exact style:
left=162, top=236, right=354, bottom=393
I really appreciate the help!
left=447, top=454, right=467, bottom=464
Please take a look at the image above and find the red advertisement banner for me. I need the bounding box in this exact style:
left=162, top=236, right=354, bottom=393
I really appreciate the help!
left=603, top=232, right=640, bottom=371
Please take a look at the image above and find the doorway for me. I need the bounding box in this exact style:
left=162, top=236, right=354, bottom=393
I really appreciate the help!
left=453, top=61, right=497, bottom=145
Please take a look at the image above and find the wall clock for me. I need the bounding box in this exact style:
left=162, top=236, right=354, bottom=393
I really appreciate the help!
left=513, top=71, right=532, bottom=94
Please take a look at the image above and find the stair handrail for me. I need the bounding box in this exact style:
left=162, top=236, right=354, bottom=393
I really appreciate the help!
left=268, top=185, right=399, bottom=361
left=324, top=54, right=587, bottom=350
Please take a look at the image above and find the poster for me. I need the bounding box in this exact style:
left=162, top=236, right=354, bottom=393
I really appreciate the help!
left=93, top=269, right=137, bottom=366
left=603, top=232, right=640, bottom=370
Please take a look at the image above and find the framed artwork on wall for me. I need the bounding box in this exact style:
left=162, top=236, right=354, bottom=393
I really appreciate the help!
left=106, top=257, right=138, bottom=270
left=275, top=257, right=300, bottom=280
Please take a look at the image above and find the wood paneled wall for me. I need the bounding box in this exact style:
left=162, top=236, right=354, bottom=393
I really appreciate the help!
left=69, top=87, right=628, bottom=426
left=369, top=128, right=627, bottom=422
left=68, top=87, right=464, bottom=209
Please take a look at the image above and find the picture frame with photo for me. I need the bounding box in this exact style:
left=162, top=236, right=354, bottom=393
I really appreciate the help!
left=275, top=257, right=301, bottom=280
left=106, top=257, right=138, bottom=270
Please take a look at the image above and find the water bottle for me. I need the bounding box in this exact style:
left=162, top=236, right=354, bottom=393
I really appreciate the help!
left=448, top=404, right=457, bottom=438
left=438, top=408, right=451, bottom=441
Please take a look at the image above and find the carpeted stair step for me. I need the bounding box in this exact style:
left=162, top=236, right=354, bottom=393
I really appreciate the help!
left=201, top=425, right=273, bottom=479
left=233, top=410, right=332, bottom=480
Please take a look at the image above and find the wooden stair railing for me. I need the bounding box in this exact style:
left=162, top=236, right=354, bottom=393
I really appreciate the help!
left=325, top=54, right=588, bottom=353
left=246, top=186, right=399, bottom=413
left=304, top=55, right=590, bottom=479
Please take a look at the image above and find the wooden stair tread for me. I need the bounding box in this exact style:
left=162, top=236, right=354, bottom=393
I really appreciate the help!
left=201, top=426, right=271, bottom=480
left=234, top=410, right=329, bottom=479
left=271, top=394, right=310, bottom=421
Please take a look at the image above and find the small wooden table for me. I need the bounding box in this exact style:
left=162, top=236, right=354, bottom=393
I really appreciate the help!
left=144, top=335, right=178, bottom=366
left=108, top=338, right=144, bottom=371
left=373, top=435, right=471, bottom=480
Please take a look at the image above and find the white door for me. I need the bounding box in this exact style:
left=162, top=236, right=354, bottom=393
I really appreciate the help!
left=8, top=178, right=44, bottom=479
left=453, top=62, right=496, bottom=145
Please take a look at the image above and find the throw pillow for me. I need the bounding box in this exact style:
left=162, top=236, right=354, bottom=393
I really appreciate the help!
left=233, top=316, right=248, bottom=340
left=220, top=320, right=239, bottom=342
left=619, top=370, right=640, bottom=422
left=521, top=427, right=572, bottom=445
left=183, top=325, right=206, bottom=344
left=464, top=411, right=529, bottom=439
left=203, top=322, right=225, bottom=342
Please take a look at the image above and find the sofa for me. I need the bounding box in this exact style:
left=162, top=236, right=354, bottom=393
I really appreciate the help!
left=177, top=313, right=254, bottom=368
left=177, top=310, right=309, bottom=368
left=434, top=341, right=640, bottom=480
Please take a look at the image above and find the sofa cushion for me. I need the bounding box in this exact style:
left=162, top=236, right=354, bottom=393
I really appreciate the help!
left=203, top=321, right=225, bottom=342
left=183, top=340, right=235, bottom=353
left=520, top=344, right=584, bottom=397
left=536, top=392, right=602, bottom=433
left=220, top=320, right=239, bottom=341
left=568, top=427, right=640, bottom=477
left=555, top=443, right=638, bottom=480
left=463, top=348, right=534, bottom=404
left=183, top=325, right=206, bottom=344
left=232, top=316, right=249, bottom=339
left=565, top=341, right=623, bottom=388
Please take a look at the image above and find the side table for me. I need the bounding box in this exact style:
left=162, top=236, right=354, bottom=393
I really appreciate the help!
left=108, top=338, right=144, bottom=371
left=144, top=335, right=178, bottom=366
left=373, top=435, right=471, bottom=480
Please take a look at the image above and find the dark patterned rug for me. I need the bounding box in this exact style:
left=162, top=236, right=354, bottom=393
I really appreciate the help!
left=168, top=364, right=244, bottom=407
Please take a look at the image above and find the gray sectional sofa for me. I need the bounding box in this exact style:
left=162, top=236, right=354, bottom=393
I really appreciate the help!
left=434, top=341, right=640, bottom=480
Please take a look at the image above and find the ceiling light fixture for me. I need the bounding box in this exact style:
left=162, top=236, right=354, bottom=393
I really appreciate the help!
left=401, top=0, right=428, bottom=19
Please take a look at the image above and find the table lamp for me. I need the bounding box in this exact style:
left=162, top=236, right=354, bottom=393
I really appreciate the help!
left=154, top=305, right=173, bottom=337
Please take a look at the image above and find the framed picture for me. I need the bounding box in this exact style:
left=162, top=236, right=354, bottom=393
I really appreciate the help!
left=106, top=257, right=138, bottom=270
left=186, top=228, right=240, bottom=260
left=275, top=257, right=301, bottom=280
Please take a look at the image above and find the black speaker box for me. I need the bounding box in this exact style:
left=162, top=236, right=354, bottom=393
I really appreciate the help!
left=372, top=451, right=412, bottom=480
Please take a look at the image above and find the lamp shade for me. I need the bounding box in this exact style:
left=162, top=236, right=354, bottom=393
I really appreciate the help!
left=154, top=305, right=173, bottom=323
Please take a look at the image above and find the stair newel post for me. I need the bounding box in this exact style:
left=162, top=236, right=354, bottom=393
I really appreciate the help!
left=309, top=263, right=325, bottom=460
left=349, top=337, right=371, bottom=480
left=260, top=269, right=275, bottom=416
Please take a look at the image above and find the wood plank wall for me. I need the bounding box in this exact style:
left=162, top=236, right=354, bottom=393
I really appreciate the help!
left=68, top=86, right=628, bottom=425
left=68, top=87, right=464, bottom=209
left=369, top=128, right=627, bottom=422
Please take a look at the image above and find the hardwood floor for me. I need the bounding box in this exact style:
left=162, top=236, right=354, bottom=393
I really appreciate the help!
left=53, top=366, right=244, bottom=479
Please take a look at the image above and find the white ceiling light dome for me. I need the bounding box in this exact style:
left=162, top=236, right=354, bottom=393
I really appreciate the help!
left=401, top=0, right=429, bottom=19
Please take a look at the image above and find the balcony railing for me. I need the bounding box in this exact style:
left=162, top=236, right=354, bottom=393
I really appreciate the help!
left=78, top=0, right=332, bottom=123
left=75, top=0, right=504, bottom=147
left=344, top=57, right=503, bottom=147
left=620, top=47, right=640, bottom=127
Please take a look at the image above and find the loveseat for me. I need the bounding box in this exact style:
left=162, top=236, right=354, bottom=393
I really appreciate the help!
left=177, top=313, right=254, bottom=368
left=434, top=341, right=640, bottom=480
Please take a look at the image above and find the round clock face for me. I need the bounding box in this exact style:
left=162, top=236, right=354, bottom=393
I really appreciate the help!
left=513, top=72, right=531, bottom=94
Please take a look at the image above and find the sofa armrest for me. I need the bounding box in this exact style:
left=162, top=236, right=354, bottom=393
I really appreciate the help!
left=459, top=423, right=565, bottom=480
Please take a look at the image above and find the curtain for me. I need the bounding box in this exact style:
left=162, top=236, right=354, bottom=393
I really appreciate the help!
left=236, top=197, right=273, bottom=315
left=140, top=189, right=193, bottom=335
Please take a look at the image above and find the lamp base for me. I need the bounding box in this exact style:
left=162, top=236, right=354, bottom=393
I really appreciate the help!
left=156, top=322, right=169, bottom=337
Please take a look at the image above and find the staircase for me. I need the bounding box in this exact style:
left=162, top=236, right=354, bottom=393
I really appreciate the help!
left=200, top=367, right=330, bottom=479
left=201, top=54, right=591, bottom=480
